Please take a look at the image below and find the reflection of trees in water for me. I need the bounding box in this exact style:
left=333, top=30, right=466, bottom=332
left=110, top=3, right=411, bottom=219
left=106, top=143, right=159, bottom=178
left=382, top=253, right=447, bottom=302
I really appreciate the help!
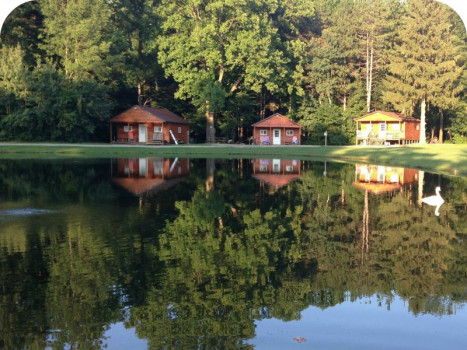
left=0, top=159, right=465, bottom=349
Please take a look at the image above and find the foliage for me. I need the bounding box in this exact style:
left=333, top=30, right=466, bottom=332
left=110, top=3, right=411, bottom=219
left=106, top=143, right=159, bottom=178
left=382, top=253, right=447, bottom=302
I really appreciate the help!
left=382, top=0, right=463, bottom=142
left=0, top=0, right=465, bottom=142
left=0, top=46, right=112, bottom=141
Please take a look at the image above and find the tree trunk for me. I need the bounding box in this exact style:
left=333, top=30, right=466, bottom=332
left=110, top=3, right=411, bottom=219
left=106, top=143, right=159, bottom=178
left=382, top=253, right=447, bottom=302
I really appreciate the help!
left=439, top=110, right=444, bottom=143
left=366, top=34, right=374, bottom=113
left=420, top=97, right=426, bottom=144
left=137, top=83, right=143, bottom=106
left=206, top=158, right=215, bottom=193
left=417, top=170, right=425, bottom=206
left=206, top=100, right=215, bottom=143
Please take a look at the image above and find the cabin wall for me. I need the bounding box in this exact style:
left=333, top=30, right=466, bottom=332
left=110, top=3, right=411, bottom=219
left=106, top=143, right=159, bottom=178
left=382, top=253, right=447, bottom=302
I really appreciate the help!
left=116, top=158, right=190, bottom=179
left=113, top=122, right=190, bottom=143
left=115, top=123, right=137, bottom=142
left=164, top=123, right=190, bottom=143
left=404, top=121, right=420, bottom=141
left=253, top=159, right=300, bottom=174
left=252, top=127, right=301, bottom=145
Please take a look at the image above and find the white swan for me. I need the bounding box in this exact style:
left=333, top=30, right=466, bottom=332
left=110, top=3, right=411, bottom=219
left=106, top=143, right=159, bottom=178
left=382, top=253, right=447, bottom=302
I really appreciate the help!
left=421, top=186, right=445, bottom=216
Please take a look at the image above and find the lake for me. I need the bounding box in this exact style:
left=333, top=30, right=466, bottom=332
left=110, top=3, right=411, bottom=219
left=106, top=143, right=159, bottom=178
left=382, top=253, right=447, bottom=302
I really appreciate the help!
left=0, top=157, right=466, bottom=350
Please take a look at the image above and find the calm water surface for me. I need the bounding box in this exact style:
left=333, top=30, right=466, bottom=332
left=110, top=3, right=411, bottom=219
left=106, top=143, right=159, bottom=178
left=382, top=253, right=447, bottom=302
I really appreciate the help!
left=0, top=158, right=466, bottom=350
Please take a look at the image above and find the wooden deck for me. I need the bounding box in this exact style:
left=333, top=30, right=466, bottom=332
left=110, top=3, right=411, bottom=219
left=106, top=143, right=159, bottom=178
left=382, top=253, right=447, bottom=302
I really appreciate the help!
left=356, top=131, right=419, bottom=145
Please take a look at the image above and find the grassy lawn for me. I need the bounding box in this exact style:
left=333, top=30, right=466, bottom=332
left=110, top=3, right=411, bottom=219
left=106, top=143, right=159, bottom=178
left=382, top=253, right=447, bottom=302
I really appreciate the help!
left=0, top=143, right=466, bottom=177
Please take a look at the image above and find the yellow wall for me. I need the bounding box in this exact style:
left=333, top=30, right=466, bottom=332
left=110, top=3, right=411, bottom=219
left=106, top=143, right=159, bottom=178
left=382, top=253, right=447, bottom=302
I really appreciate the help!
left=360, top=122, right=402, bottom=133
left=357, top=112, right=400, bottom=122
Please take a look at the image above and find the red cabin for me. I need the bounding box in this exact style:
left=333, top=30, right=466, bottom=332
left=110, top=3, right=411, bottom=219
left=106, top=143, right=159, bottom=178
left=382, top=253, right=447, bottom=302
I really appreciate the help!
left=110, top=106, right=190, bottom=144
left=251, top=113, right=301, bottom=145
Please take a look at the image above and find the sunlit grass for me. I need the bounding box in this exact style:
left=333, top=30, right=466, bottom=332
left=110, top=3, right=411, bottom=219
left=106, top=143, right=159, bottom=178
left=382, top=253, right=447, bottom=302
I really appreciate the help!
left=0, top=143, right=465, bottom=176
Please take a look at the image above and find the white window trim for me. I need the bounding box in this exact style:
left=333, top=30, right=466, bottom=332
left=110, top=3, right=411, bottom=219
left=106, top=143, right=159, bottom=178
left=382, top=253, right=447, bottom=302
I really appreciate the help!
left=123, top=126, right=133, bottom=132
left=286, top=130, right=294, bottom=136
left=259, top=129, right=268, bottom=136
left=178, top=126, right=182, bottom=133
left=154, top=126, right=162, bottom=132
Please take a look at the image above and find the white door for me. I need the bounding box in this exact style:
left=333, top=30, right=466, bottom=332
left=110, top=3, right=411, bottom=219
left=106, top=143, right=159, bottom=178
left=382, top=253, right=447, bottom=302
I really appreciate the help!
left=138, top=124, right=147, bottom=143
left=273, top=129, right=281, bottom=145
left=273, top=159, right=281, bottom=173
left=139, top=158, right=148, bottom=177
left=379, top=123, right=386, bottom=139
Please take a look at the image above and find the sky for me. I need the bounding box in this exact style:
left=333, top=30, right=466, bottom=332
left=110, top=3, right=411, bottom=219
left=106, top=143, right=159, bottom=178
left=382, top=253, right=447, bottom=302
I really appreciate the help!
left=0, top=0, right=466, bottom=41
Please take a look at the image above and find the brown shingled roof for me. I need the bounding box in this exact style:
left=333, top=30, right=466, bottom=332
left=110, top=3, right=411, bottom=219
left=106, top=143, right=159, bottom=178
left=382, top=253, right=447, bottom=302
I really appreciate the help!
left=110, top=105, right=189, bottom=124
left=252, top=113, right=301, bottom=128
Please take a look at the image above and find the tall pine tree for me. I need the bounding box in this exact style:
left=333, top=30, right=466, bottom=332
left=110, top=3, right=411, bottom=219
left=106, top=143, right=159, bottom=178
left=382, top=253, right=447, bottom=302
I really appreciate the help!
left=382, top=0, right=462, bottom=143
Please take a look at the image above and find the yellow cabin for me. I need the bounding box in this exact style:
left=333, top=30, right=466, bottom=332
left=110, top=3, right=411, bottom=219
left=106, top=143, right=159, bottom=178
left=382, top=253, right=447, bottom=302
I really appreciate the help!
left=354, top=111, right=420, bottom=145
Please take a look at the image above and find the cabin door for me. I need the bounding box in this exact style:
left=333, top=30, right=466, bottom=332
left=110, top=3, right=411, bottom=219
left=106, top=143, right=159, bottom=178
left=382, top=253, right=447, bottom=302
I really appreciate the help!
left=273, top=129, right=281, bottom=145
left=272, top=159, right=281, bottom=173
left=139, top=158, right=148, bottom=177
left=138, top=124, right=147, bottom=143
left=378, top=123, right=386, bottom=139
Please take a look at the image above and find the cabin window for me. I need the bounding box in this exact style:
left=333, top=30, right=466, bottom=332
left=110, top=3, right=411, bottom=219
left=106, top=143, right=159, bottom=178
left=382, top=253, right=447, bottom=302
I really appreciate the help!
left=154, top=126, right=162, bottom=133
left=391, top=124, right=400, bottom=131
left=178, top=127, right=182, bottom=133
left=259, top=165, right=267, bottom=172
left=123, top=126, right=133, bottom=132
left=260, top=129, right=267, bottom=136
left=285, top=165, right=293, bottom=172
left=286, top=130, right=294, bottom=136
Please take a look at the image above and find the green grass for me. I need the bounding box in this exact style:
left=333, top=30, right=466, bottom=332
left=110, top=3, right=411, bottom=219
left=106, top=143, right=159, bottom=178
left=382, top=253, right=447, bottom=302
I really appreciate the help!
left=0, top=142, right=466, bottom=177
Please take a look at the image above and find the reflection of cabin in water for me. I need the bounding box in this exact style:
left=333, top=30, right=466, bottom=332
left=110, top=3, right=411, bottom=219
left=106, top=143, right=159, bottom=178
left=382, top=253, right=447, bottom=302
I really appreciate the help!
left=110, top=105, right=190, bottom=144
left=352, top=164, right=419, bottom=194
left=251, top=159, right=301, bottom=189
left=354, top=111, right=420, bottom=145
left=111, top=158, right=190, bottom=196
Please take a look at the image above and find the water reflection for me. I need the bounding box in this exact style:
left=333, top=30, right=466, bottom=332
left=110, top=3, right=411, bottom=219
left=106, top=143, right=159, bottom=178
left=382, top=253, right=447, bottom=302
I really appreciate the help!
left=251, top=158, right=301, bottom=190
left=421, top=186, right=445, bottom=216
left=111, top=157, right=190, bottom=209
left=0, top=158, right=465, bottom=350
left=353, top=163, right=420, bottom=194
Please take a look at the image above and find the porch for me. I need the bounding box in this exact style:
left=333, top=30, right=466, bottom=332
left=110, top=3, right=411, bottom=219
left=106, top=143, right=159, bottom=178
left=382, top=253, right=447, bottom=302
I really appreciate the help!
left=356, top=130, right=405, bottom=145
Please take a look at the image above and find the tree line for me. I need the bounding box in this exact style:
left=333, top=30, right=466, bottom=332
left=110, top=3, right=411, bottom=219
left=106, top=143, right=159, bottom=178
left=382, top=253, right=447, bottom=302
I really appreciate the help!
left=0, top=0, right=465, bottom=143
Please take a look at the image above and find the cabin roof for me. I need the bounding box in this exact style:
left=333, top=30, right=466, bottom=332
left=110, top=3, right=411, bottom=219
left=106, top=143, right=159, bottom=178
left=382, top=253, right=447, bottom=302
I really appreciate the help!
left=352, top=181, right=402, bottom=194
left=110, top=105, right=189, bottom=124
left=252, top=173, right=301, bottom=188
left=252, top=113, right=301, bottom=128
left=112, top=176, right=187, bottom=195
left=354, top=110, right=420, bottom=123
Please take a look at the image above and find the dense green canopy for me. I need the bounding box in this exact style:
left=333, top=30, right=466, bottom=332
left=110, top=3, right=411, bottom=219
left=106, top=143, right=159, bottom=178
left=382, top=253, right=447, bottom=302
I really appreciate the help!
left=0, top=0, right=465, bottom=143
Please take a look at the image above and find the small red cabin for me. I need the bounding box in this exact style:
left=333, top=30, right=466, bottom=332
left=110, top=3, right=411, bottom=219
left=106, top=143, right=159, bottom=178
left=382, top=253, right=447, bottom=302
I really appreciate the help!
left=110, top=106, right=190, bottom=144
left=251, top=113, right=301, bottom=145
left=354, top=111, right=420, bottom=145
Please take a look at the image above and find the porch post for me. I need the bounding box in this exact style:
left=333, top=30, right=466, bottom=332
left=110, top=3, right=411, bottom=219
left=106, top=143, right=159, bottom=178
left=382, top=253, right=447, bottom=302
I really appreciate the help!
left=109, top=122, right=112, bottom=143
left=356, top=121, right=359, bottom=145
left=385, top=121, right=387, bottom=143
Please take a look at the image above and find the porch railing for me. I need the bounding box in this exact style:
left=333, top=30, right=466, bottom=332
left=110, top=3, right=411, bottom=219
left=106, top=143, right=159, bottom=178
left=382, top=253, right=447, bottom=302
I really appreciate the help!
left=356, top=131, right=404, bottom=139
